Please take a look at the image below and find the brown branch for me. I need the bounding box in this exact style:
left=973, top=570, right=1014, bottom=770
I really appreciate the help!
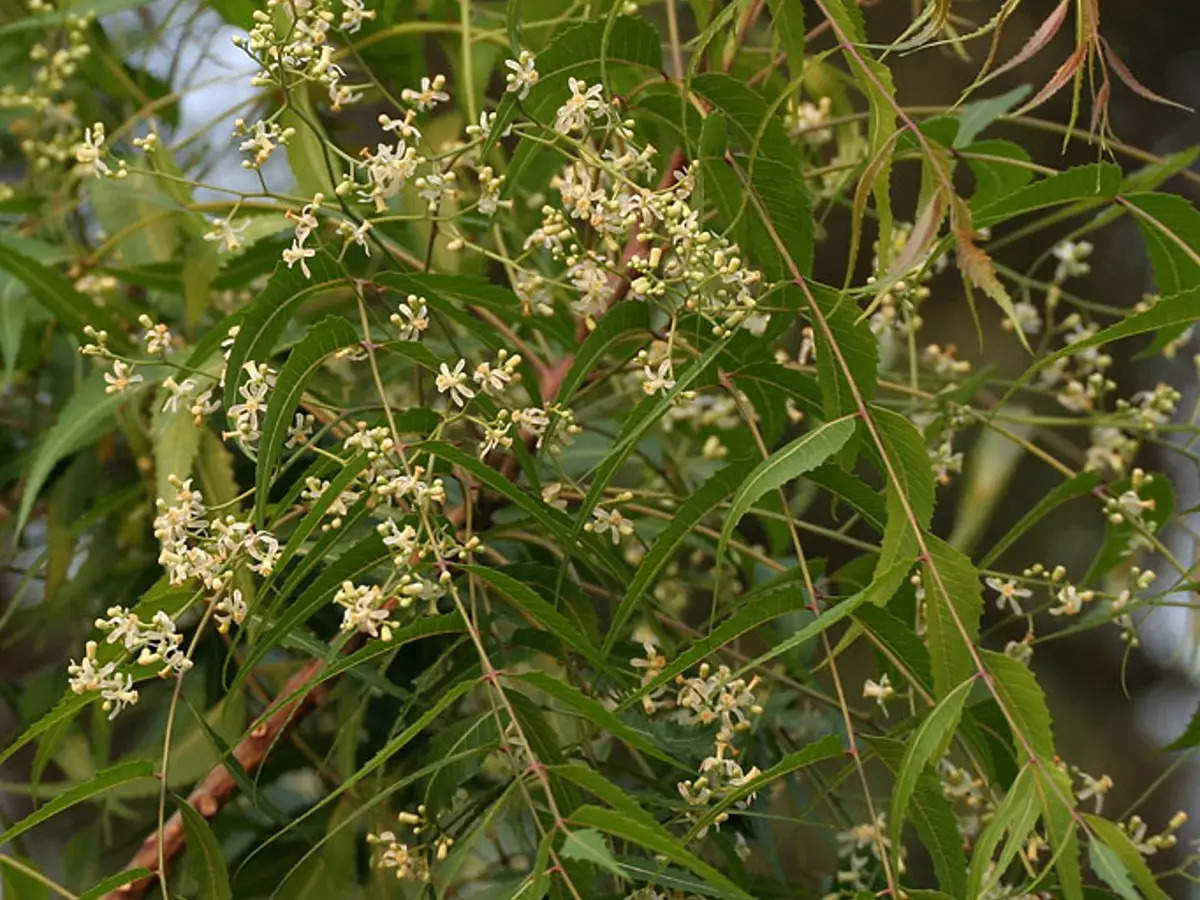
left=105, top=659, right=326, bottom=898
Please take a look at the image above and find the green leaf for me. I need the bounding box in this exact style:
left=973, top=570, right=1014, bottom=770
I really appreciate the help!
left=733, top=559, right=912, bottom=676
left=953, top=84, right=1032, bottom=147
left=964, top=139, right=1035, bottom=209
left=14, top=374, right=146, bottom=538
left=973, top=163, right=1121, bottom=226
left=809, top=285, right=879, bottom=418
left=967, top=764, right=1039, bottom=898
left=691, top=72, right=813, bottom=279
left=871, top=736, right=968, bottom=897
left=177, top=795, right=233, bottom=900
left=716, top=415, right=857, bottom=571
left=0, top=242, right=130, bottom=352
left=1124, top=192, right=1200, bottom=296
left=549, top=764, right=662, bottom=830
left=888, top=677, right=974, bottom=871
left=1084, top=814, right=1170, bottom=900
left=1023, top=282, right=1200, bottom=381
left=606, top=461, right=754, bottom=651
left=78, top=869, right=154, bottom=900
left=621, top=587, right=805, bottom=710
left=1088, top=834, right=1139, bottom=900
left=515, top=671, right=685, bottom=769
left=254, top=315, right=358, bottom=525
left=561, top=829, right=625, bottom=879
left=221, top=252, right=347, bottom=411
left=262, top=453, right=370, bottom=593
left=922, top=535, right=984, bottom=699
left=567, top=338, right=729, bottom=570
left=415, top=440, right=626, bottom=582
left=0, top=760, right=155, bottom=846
left=980, top=471, right=1100, bottom=568
left=980, top=649, right=1055, bottom=763
left=873, top=405, right=935, bottom=573
left=461, top=565, right=613, bottom=677
left=569, top=805, right=753, bottom=899
left=554, top=301, right=649, bottom=404
left=765, top=0, right=805, bottom=77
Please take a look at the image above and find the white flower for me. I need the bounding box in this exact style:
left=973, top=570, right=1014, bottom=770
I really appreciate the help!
left=161, top=376, right=197, bottom=413
left=138, top=314, right=174, bottom=354
left=214, top=589, right=247, bottom=634
left=541, top=482, right=568, bottom=511
left=436, top=359, right=475, bottom=407
left=985, top=577, right=1032, bottom=616
left=862, top=674, right=895, bottom=715
left=203, top=217, right=249, bottom=253
left=1010, top=300, right=1043, bottom=335
left=640, top=360, right=675, bottom=395
left=360, top=141, right=422, bottom=212
left=401, top=74, right=449, bottom=111
left=587, top=505, right=634, bottom=544
left=504, top=50, right=539, bottom=100
left=390, top=295, right=429, bottom=341
left=75, top=123, right=109, bottom=177
left=104, top=360, right=143, bottom=394
left=1052, top=239, right=1093, bottom=282
left=1075, top=771, right=1114, bottom=814
left=553, top=78, right=605, bottom=135
left=282, top=240, right=316, bottom=278
left=339, top=0, right=375, bottom=32
left=1049, top=583, right=1093, bottom=616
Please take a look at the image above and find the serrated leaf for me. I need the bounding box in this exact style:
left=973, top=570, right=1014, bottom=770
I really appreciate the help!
left=0, top=760, right=155, bottom=846
left=78, top=868, right=154, bottom=900
left=414, top=440, right=626, bottom=582
left=967, top=764, right=1039, bottom=897
left=622, top=587, right=807, bottom=709
left=561, top=828, right=624, bottom=878
left=716, top=415, right=857, bottom=570
left=0, top=242, right=130, bottom=352
left=922, top=535, right=984, bottom=699
left=765, top=0, right=804, bottom=76
left=953, top=84, right=1032, bottom=147
left=1166, top=700, right=1200, bottom=750
left=1124, top=192, right=1200, bottom=296
left=234, top=533, right=390, bottom=693
left=888, top=677, right=974, bottom=872
left=554, top=301, right=649, bottom=404
left=515, top=671, right=684, bottom=769
left=1084, top=814, right=1170, bottom=900
left=871, top=736, right=968, bottom=896
left=254, top=315, right=358, bottom=525
left=809, top=284, right=878, bottom=418
left=980, top=471, right=1100, bottom=568
left=733, top=559, right=912, bottom=676
left=569, top=805, right=752, bottom=899
left=973, top=163, right=1121, bottom=226
left=691, top=72, right=813, bottom=279
left=606, top=461, right=754, bottom=651
left=14, top=374, right=147, bottom=538
left=1088, top=835, right=1139, bottom=900
left=462, top=565, right=612, bottom=677
left=221, top=252, right=347, bottom=412
left=178, top=795, right=233, bottom=900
